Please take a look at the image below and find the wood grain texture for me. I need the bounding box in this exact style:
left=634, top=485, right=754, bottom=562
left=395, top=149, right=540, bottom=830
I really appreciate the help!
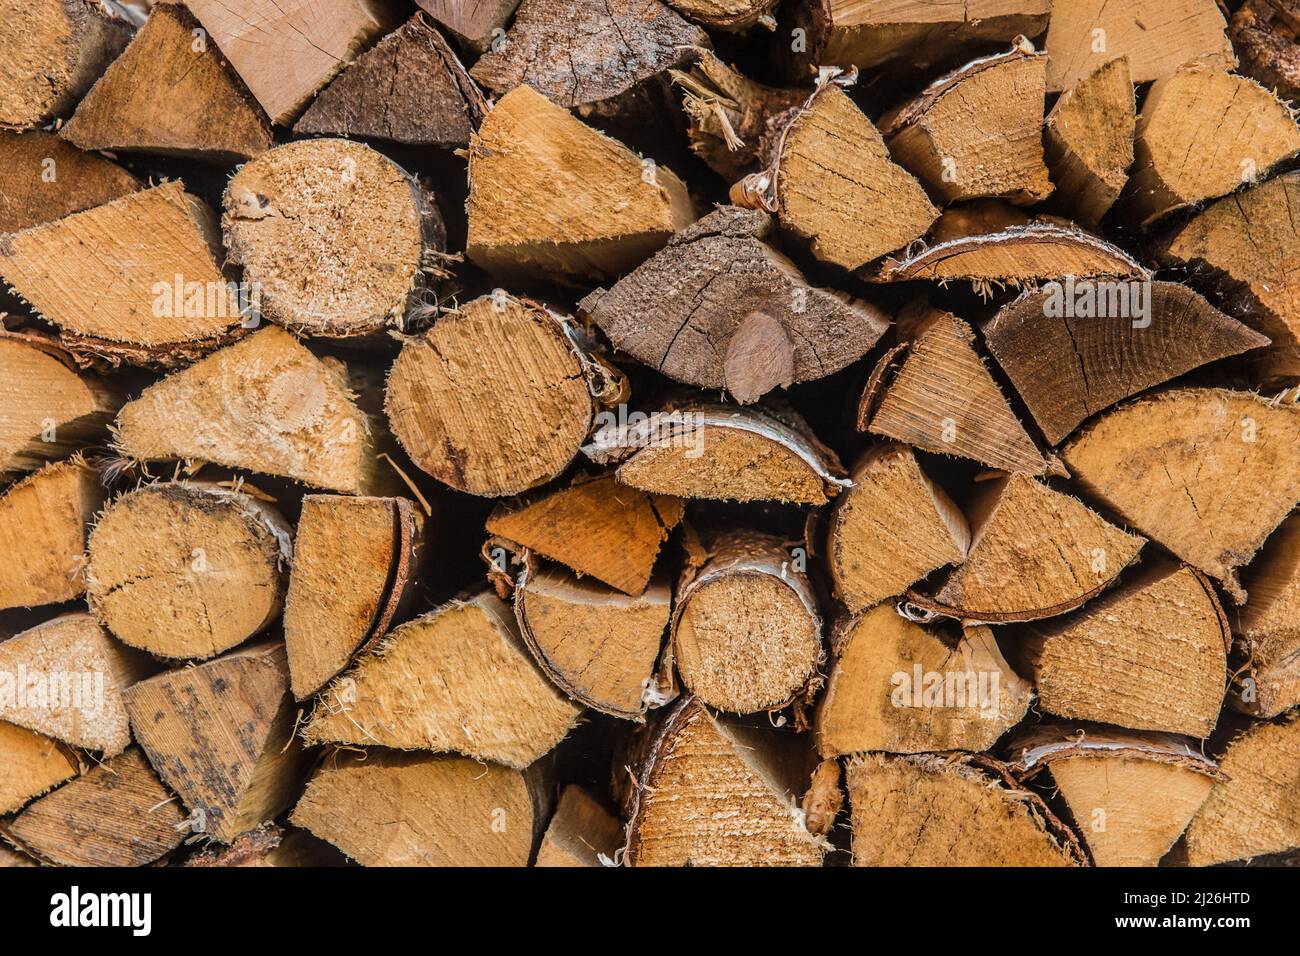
left=0, top=129, right=140, bottom=232
left=1044, top=56, right=1135, bottom=226
left=0, top=721, right=78, bottom=814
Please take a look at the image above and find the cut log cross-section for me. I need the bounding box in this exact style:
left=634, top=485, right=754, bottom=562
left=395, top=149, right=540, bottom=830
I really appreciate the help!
left=0, top=129, right=140, bottom=233
left=0, top=721, right=78, bottom=815
left=536, top=785, right=624, bottom=867
left=416, top=0, right=522, bottom=53
left=1234, top=513, right=1300, bottom=718
left=1044, top=57, right=1136, bottom=226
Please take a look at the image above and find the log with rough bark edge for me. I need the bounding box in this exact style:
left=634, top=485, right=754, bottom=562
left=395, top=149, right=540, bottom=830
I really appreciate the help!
left=1231, top=0, right=1300, bottom=103
left=578, top=206, right=891, bottom=404
left=984, top=282, right=1269, bottom=446
left=845, top=752, right=1086, bottom=866
left=0, top=612, right=151, bottom=755
left=536, top=785, right=624, bottom=866
left=305, top=590, right=581, bottom=768
left=1006, top=724, right=1222, bottom=867
left=1184, top=713, right=1300, bottom=866
left=623, top=695, right=827, bottom=866
left=879, top=42, right=1053, bottom=205
left=906, top=473, right=1145, bottom=623
left=486, top=474, right=683, bottom=595
left=1233, top=514, right=1300, bottom=718
left=295, top=14, right=485, bottom=147
left=1060, top=388, right=1300, bottom=602
left=465, top=85, right=696, bottom=284
left=284, top=495, right=423, bottom=701
left=0, top=721, right=78, bottom=814
left=223, top=139, right=443, bottom=339
left=732, top=81, right=937, bottom=272
left=416, top=0, right=521, bottom=52
left=386, top=294, right=603, bottom=497
left=61, top=3, right=272, bottom=163
left=0, top=0, right=131, bottom=127
left=827, top=443, right=969, bottom=613
left=111, top=326, right=389, bottom=495
left=85, top=481, right=290, bottom=661
left=1043, top=0, right=1235, bottom=93
left=1126, top=67, right=1300, bottom=227
left=292, top=749, right=553, bottom=866
left=586, top=402, right=850, bottom=505
left=866, top=309, right=1050, bottom=475
left=0, top=457, right=105, bottom=610
left=182, top=822, right=345, bottom=867
left=0, top=181, right=244, bottom=360
left=0, top=129, right=140, bottom=233
left=1044, top=57, right=1135, bottom=227
left=1019, top=561, right=1229, bottom=738
left=667, top=0, right=775, bottom=30
left=4, top=747, right=188, bottom=867
left=183, top=0, right=401, bottom=125
left=124, top=642, right=309, bottom=844
left=815, top=605, right=1031, bottom=756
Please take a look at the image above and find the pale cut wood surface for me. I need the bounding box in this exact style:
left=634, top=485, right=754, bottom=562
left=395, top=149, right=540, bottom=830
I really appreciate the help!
left=0, top=721, right=78, bottom=814
left=1044, top=57, right=1135, bottom=226
left=536, top=785, right=624, bottom=867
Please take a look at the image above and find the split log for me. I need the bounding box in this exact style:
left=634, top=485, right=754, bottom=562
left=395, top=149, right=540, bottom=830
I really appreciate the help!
left=1018, top=561, right=1229, bottom=737
left=1044, top=57, right=1135, bottom=227
left=4, top=747, right=188, bottom=867
left=667, top=0, right=775, bottom=30
left=536, top=785, right=624, bottom=866
left=1231, top=0, right=1300, bottom=103
left=295, top=13, right=486, bottom=147
left=0, top=457, right=106, bottom=611
left=85, top=481, right=290, bottom=661
left=0, top=846, right=34, bottom=867
left=1233, top=514, right=1300, bottom=718
left=124, top=642, right=310, bottom=844
left=815, top=605, right=1031, bottom=756
left=184, top=0, right=402, bottom=124
left=415, top=0, right=521, bottom=53
left=827, top=444, right=968, bottom=613
left=0, top=129, right=140, bottom=233
left=0, top=0, right=131, bottom=127
left=1043, top=0, right=1235, bottom=92
left=984, top=282, right=1269, bottom=446
left=182, top=822, right=345, bottom=867
left=880, top=42, right=1053, bottom=205
left=623, top=696, right=827, bottom=866
left=284, top=495, right=424, bottom=701
left=1060, top=388, right=1300, bottom=602
left=844, top=753, right=1085, bottom=866
left=61, top=2, right=273, bottom=162
left=0, top=721, right=78, bottom=814
left=671, top=530, right=822, bottom=714
left=577, top=206, right=890, bottom=403
left=465, top=85, right=696, bottom=283
left=927, top=198, right=1031, bottom=243
left=1006, top=725, right=1222, bottom=867
left=0, top=612, right=152, bottom=755
left=304, top=591, right=581, bottom=768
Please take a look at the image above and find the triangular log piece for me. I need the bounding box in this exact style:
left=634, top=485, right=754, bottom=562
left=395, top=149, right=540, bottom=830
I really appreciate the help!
left=61, top=2, right=272, bottom=162
left=284, top=495, right=424, bottom=700
left=415, top=0, right=521, bottom=52
left=466, top=85, right=696, bottom=283
left=624, top=696, right=827, bottom=866
left=1019, top=561, right=1229, bottom=737
left=1044, top=57, right=1135, bottom=227
left=1230, top=0, right=1300, bottom=103
left=845, top=752, right=1086, bottom=866
left=578, top=206, right=890, bottom=403
left=984, top=281, right=1268, bottom=446
left=304, top=591, right=582, bottom=768
left=815, top=605, right=1031, bottom=756
left=0, top=129, right=140, bottom=232
left=1060, top=388, right=1300, bottom=602
left=0, top=721, right=78, bottom=814
left=85, top=481, right=290, bottom=661
left=536, top=785, right=624, bottom=866
left=124, top=642, right=310, bottom=844
left=1233, top=514, right=1300, bottom=718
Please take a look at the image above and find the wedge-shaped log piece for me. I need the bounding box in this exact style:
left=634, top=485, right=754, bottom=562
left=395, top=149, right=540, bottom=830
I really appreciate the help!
left=0, top=129, right=140, bottom=232
left=845, top=753, right=1085, bottom=866
left=1184, top=714, right=1300, bottom=866
left=667, top=0, right=775, bottom=30
left=579, top=206, right=890, bottom=403
left=112, top=326, right=388, bottom=494
left=0, top=457, right=106, bottom=611
left=0, top=722, right=77, bottom=814
left=0, top=612, right=151, bottom=755
left=1006, top=724, right=1222, bottom=867
left=416, top=0, right=521, bottom=52
left=1044, top=57, right=1135, bottom=227
left=466, top=85, right=696, bottom=283
left=1231, top=0, right=1300, bottom=103
left=1233, top=514, right=1300, bottom=718
left=624, top=696, right=827, bottom=866
left=284, top=495, right=424, bottom=701
left=124, top=642, right=309, bottom=844
left=305, top=591, right=581, bottom=768
left=1044, top=0, right=1235, bottom=92
left=985, top=282, right=1268, bottom=445
left=536, top=785, right=624, bottom=867
left=1020, top=562, right=1229, bottom=737
left=816, top=606, right=1030, bottom=756
left=5, top=747, right=187, bottom=867
left=1060, top=388, right=1300, bottom=601
left=292, top=749, right=552, bottom=866
left=880, top=42, right=1052, bottom=205
left=61, top=3, right=272, bottom=162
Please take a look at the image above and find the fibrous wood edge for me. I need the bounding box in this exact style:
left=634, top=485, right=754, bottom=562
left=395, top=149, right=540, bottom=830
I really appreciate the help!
left=1231, top=0, right=1300, bottom=103
left=0, top=128, right=140, bottom=232
left=667, top=0, right=775, bottom=30
left=0, top=721, right=79, bottom=814
left=1232, top=513, right=1300, bottom=718
left=535, top=784, right=624, bottom=867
